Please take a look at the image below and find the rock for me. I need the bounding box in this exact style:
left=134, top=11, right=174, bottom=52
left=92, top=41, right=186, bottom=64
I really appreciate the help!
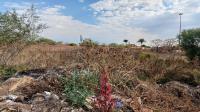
left=142, top=108, right=153, bottom=112
left=32, top=91, right=60, bottom=104
left=130, top=98, right=142, bottom=111
left=6, top=95, right=18, bottom=101
left=0, top=107, right=17, bottom=112
left=0, top=68, right=85, bottom=112
left=0, top=76, right=34, bottom=96
left=18, top=80, right=50, bottom=98
left=43, top=91, right=59, bottom=102
left=0, top=96, right=6, bottom=102
left=0, top=95, right=25, bottom=103
left=125, top=98, right=132, bottom=103
left=14, top=95, right=25, bottom=103
left=85, top=96, right=95, bottom=110
left=31, top=101, right=63, bottom=112
left=60, top=107, right=73, bottom=112
left=0, top=101, right=31, bottom=112
left=32, top=93, right=45, bottom=103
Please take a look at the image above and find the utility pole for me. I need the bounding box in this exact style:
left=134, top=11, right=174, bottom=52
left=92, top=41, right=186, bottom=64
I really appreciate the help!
left=80, top=35, right=83, bottom=43
left=178, top=13, right=183, bottom=45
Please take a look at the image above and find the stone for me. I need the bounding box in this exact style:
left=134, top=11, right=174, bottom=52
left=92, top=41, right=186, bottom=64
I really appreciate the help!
left=60, top=107, right=72, bottom=112
left=32, top=93, right=45, bottom=103
left=43, top=91, right=59, bottom=102
left=85, top=96, right=95, bottom=110
left=142, top=108, right=153, bottom=112
left=0, top=101, right=31, bottom=112
left=6, top=94, right=18, bottom=101
left=0, top=96, right=6, bottom=102
left=14, top=95, right=25, bottom=103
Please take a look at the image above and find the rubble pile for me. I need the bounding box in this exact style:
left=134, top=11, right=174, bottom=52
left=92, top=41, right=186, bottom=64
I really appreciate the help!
left=0, top=68, right=199, bottom=112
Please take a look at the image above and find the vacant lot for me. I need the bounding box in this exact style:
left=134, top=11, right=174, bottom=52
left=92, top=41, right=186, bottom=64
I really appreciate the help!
left=0, top=44, right=200, bottom=112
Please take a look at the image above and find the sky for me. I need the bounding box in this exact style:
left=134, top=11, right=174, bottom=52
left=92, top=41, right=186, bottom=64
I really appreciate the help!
left=0, top=0, right=200, bottom=44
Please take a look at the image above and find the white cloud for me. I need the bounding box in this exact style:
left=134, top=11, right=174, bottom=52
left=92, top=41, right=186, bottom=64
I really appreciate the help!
left=3, top=2, right=153, bottom=43
left=1, top=1, right=200, bottom=44
left=3, top=2, right=31, bottom=9
left=90, top=0, right=200, bottom=25
left=79, top=0, right=85, bottom=3
left=40, top=5, right=157, bottom=43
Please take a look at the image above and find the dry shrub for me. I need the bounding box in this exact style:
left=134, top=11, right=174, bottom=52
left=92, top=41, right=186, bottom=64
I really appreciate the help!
left=0, top=45, right=200, bottom=111
left=0, top=41, right=27, bottom=66
left=2, top=44, right=78, bottom=68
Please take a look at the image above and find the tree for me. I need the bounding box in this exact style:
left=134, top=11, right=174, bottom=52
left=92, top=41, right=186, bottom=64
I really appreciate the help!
left=0, top=10, right=25, bottom=45
left=80, top=38, right=98, bottom=47
left=137, top=38, right=145, bottom=46
left=22, top=4, right=47, bottom=40
left=35, top=37, right=56, bottom=45
left=123, top=39, right=128, bottom=45
left=151, top=39, right=163, bottom=52
left=0, top=5, right=47, bottom=45
left=180, top=28, right=200, bottom=60
left=0, top=5, right=47, bottom=65
left=163, top=38, right=177, bottom=51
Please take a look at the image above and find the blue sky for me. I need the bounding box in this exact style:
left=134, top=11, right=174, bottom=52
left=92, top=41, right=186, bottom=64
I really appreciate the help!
left=0, top=0, right=200, bottom=44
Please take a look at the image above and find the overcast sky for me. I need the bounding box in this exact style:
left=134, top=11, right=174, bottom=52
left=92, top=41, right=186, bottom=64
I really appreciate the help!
left=0, top=0, right=200, bottom=44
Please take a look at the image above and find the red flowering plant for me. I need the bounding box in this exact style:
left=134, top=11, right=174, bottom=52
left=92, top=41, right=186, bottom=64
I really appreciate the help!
left=93, top=70, right=115, bottom=112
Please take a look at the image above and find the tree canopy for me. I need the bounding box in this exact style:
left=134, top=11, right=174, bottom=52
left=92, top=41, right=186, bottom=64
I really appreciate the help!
left=0, top=5, right=47, bottom=45
left=137, top=38, right=145, bottom=46
left=181, top=28, right=200, bottom=60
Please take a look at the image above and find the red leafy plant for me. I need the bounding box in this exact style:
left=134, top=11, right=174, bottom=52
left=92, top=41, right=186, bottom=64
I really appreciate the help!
left=93, top=70, right=115, bottom=112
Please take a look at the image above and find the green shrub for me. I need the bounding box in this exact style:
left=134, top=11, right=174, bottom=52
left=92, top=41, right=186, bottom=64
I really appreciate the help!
left=35, top=37, right=57, bottom=45
left=61, top=69, right=99, bottom=107
left=68, top=43, right=77, bottom=46
left=0, top=5, right=46, bottom=46
left=138, top=38, right=146, bottom=46
left=139, top=53, right=151, bottom=61
left=80, top=38, right=99, bottom=47
left=108, top=43, right=127, bottom=48
left=0, top=66, right=17, bottom=79
left=141, top=45, right=150, bottom=48
left=180, top=28, right=200, bottom=60
left=109, top=43, right=118, bottom=47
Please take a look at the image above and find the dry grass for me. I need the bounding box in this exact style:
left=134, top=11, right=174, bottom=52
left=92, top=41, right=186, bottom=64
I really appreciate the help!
left=1, top=44, right=78, bottom=68
left=0, top=44, right=200, bottom=111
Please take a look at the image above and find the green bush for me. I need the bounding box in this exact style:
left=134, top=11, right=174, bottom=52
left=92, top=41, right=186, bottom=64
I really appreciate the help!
left=109, top=43, right=126, bottom=48
left=35, top=37, right=57, bottom=45
left=139, top=53, right=151, bottom=61
left=180, top=28, right=200, bottom=60
left=61, top=69, right=99, bottom=107
left=0, top=66, right=17, bottom=79
left=141, top=45, right=150, bottom=48
left=0, top=5, right=46, bottom=46
left=68, top=43, right=77, bottom=46
left=80, top=38, right=98, bottom=47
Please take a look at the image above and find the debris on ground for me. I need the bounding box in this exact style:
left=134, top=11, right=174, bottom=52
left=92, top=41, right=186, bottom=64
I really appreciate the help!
left=0, top=68, right=199, bottom=112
